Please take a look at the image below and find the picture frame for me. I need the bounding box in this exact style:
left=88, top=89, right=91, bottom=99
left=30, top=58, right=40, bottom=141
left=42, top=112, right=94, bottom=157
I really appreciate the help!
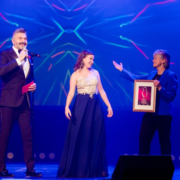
left=133, top=80, right=157, bottom=112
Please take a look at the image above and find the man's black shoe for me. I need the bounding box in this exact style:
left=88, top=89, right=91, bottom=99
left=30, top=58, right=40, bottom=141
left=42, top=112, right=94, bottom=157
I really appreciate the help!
left=0, top=169, right=14, bottom=177
left=25, top=169, right=42, bottom=178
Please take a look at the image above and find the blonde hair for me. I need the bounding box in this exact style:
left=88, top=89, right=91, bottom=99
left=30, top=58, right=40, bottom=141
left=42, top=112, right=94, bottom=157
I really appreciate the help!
left=153, top=49, right=170, bottom=69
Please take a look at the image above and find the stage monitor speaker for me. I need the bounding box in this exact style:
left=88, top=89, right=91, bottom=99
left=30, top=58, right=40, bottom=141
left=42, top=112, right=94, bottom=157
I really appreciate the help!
left=111, top=155, right=174, bottom=180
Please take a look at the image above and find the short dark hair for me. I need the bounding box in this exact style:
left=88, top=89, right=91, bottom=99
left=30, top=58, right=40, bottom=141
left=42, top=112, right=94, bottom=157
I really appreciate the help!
left=153, top=49, right=170, bottom=69
left=12, top=28, right=27, bottom=37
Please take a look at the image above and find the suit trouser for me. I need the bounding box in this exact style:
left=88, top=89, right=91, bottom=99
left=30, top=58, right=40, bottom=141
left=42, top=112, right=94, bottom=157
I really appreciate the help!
left=0, top=96, right=34, bottom=171
left=139, top=113, right=172, bottom=155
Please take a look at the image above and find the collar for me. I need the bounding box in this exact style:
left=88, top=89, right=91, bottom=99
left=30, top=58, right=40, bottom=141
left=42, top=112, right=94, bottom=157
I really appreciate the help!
left=12, top=46, right=20, bottom=56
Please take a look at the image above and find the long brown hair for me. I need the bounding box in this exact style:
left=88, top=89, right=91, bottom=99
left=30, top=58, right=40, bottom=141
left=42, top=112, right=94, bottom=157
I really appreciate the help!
left=74, top=50, right=93, bottom=71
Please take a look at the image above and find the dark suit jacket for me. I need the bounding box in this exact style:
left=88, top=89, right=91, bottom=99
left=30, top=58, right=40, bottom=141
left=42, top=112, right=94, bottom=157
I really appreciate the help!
left=0, top=48, right=34, bottom=108
left=121, top=68, right=178, bottom=115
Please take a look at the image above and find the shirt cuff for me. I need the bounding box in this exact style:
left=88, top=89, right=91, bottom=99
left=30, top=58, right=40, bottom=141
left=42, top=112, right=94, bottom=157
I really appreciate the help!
left=16, top=58, right=22, bottom=66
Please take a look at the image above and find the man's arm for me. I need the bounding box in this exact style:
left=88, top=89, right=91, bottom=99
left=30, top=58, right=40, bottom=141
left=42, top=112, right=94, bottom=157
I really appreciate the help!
left=0, top=52, right=19, bottom=77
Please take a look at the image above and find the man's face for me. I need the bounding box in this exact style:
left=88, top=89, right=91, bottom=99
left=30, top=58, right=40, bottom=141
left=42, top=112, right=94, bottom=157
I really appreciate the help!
left=12, top=32, right=27, bottom=50
left=152, top=54, right=165, bottom=68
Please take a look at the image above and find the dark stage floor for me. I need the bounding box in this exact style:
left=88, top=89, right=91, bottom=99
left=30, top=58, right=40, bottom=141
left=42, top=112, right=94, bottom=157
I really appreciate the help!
left=1, top=164, right=180, bottom=180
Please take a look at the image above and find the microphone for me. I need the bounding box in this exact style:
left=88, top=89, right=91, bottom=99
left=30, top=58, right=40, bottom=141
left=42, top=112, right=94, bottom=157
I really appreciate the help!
left=28, top=52, right=41, bottom=57
left=18, top=46, right=27, bottom=61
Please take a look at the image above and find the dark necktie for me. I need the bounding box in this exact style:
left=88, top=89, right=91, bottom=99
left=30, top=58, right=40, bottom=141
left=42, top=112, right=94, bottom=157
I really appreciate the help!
left=18, top=49, right=22, bottom=54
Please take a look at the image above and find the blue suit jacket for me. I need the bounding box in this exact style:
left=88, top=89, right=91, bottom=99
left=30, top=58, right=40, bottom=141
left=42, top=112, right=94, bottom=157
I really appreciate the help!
left=121, top=69, right=178, bottom=115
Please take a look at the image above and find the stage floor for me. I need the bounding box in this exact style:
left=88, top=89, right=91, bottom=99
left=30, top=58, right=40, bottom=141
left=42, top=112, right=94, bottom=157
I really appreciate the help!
left=1, top=164, right=180, bottom=179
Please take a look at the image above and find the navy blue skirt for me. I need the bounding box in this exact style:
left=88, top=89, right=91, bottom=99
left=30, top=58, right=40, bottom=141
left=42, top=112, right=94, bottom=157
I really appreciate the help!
left=57, top=94, right=108, bottom=177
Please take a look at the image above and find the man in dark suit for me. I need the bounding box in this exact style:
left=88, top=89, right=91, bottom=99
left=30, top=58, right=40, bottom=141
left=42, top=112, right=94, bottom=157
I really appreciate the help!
left=113, top=49, right=178, bottom=155
left=0, top=28, right=42, bottom=177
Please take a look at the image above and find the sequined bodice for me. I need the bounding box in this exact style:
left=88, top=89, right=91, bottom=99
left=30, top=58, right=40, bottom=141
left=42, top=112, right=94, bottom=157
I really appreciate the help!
left=77, top=75, right=98, bottom=98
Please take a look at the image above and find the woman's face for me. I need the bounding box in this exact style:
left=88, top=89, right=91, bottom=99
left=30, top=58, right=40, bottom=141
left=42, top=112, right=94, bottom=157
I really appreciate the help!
left=152, top=54, right=165, bottom=68
left=82, top=55, right=94, bottom=68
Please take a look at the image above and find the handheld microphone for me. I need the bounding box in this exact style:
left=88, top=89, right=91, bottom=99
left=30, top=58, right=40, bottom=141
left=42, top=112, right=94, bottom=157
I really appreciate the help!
left=28, top=52, right=41, bottom=57
left=18, top=46, right=27, bottom=61
left=23, top=46, right=28, bottom=61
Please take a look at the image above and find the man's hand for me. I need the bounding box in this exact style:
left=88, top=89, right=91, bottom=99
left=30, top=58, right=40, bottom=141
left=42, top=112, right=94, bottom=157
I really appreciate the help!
left=19, top=49, right=28, bottom=62
left=113, top=61, right=123, bottom=71
left=28, top=83, right=36, bottom=92
left=153, top=80, right=161, bottom=91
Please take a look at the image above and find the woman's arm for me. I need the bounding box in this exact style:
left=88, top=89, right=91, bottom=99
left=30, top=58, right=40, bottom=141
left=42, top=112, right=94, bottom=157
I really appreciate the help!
left=154, top=73, right=178, bottom=102
left=95, top=70, right=113, bottom=117
left=65, top=72, right=77, bottom=119
left=113, top=61, right=148, bottom=82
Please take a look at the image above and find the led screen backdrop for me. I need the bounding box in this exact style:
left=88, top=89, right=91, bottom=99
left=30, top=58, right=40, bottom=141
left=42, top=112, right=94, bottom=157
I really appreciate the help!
left=0, top=0, right=179, bottom=107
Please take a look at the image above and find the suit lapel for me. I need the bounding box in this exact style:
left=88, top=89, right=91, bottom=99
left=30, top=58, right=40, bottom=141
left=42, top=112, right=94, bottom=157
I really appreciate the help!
left=159, top=69, right=168, bottom=83
left=148, top=69, right=168, bottom=83
left=9, top=47, right=18, bottom=60
left=148, top=71, right=157, bottom=80
left=10, top=47, right=31, bottom=79
left=26, top=58, right=31, bottom=77
left=10, top=48, right=25, bottom=76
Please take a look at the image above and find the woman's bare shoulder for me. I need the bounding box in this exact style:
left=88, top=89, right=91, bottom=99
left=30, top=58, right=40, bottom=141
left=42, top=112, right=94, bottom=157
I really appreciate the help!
left=91, top=68, right=99, bottom=76
left=71, top=69, right=81, bottom=79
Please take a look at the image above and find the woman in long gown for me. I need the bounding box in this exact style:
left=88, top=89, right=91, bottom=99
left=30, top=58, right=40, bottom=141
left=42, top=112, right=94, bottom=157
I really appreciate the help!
left=57, top=50, right=113, bottom=178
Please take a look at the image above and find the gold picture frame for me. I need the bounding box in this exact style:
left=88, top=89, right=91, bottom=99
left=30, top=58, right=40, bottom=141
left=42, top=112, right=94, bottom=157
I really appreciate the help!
left=133, top=80, right=157, bottom=112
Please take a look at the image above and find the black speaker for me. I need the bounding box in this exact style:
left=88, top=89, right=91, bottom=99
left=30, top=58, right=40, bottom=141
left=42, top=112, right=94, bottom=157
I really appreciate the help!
left=111, top=155, right=174, bottom=180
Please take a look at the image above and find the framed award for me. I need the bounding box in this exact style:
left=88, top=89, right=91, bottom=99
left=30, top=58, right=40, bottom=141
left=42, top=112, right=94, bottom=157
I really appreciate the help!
left=133, top=80, right=157, bottom=112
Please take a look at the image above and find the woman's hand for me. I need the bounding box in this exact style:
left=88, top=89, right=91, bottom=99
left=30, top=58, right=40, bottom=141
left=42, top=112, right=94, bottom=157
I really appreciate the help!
left=153, top=80, right=161, bottom=91
left=107, top=107, right=113, bottom=118
left=65, top=107, right=72, bottom=120
left=113, top=61, right=123, bottom=71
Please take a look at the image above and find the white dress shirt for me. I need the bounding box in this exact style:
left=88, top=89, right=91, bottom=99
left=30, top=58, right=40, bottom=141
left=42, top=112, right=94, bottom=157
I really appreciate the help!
left=13, top=46, right=30, bottom=79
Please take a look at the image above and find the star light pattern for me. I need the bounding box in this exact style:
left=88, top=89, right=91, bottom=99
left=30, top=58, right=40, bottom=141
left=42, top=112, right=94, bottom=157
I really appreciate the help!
left=0, top=0, right=179, bottom=107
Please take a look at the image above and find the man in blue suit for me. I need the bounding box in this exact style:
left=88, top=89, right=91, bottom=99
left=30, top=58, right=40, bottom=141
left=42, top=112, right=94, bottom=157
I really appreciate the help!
left=113, top=49, right=178, bottom=155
